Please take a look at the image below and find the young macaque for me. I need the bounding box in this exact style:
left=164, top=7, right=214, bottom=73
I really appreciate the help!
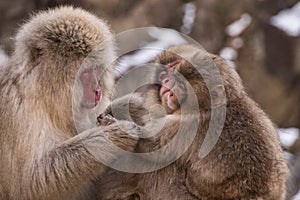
left=100, top=45, right=289, bottom=200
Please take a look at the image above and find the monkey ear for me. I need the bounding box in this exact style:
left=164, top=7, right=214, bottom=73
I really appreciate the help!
left=211, top=84, right=226, bottom=107
left=27, top=39, right=45, bottom=64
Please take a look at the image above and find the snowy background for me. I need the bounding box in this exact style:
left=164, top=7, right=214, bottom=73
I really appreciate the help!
left=1, top=0, right=300, bottom=199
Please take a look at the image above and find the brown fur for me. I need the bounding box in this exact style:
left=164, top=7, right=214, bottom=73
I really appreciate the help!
left=0, top=7, right=140, bottom=200
left=102, top=45, right=288, bottom=199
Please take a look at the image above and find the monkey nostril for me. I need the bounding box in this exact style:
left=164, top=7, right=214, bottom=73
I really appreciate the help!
left=130, top=193, right=141, bottom=200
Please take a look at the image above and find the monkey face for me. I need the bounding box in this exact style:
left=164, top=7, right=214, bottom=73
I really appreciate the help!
left=157, top=59, right=187, bottom=113
left=156, top=49, right=211, bottom=111
left=79, top=67, right=102, bottom=108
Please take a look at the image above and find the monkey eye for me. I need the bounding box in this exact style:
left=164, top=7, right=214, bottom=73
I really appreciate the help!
left=158, top=71, right=168, bottom=81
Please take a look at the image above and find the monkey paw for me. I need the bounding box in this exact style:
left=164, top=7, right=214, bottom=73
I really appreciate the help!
left=97, top=113, right=116, bottom=126
left=105, top=121, right=141, bottom=152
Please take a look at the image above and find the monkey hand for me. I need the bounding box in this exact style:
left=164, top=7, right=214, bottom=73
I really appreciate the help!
left=102, top=93, right=149, bottom=126
left=97, top=113, right=116, bottom=126
left=103, top=120, right=141, bottom=152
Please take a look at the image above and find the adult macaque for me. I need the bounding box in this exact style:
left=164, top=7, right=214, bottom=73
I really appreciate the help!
left=0, top=7, right=140, bottom=199
left=101, top=45, right=288, bottom=199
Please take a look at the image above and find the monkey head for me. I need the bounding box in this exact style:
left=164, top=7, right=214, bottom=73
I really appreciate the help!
left=13, top=7, right=116, bottom=132
left=157, top=59, right=187, bottom=113
left=155, top=45, right=229, bottom=114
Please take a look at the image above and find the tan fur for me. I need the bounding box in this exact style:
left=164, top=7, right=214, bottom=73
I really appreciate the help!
left=0, top=7, right=139, bottom=200
left=102, top=45, right=289, bottom=199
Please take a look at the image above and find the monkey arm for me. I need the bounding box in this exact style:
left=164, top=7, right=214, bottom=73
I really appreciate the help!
left=21, top=122, right=139, bottom=199
left=136, top=114, right=199, bottom=165
left=184, top=125, right=284, bottom=199
left=105, top=93, right=150, bottom=126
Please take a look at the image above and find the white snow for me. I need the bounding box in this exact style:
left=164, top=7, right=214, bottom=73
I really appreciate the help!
left=116, top=48, right=161, bottom=75
left=0, top=49, right=8, bottom=66
left=116, top=28, right=188, bottom=75
left=180, top=2, right=197, bottom=35
left=270, top=2, right=300, bottom=37
left=231, top=37, right=244, bottom=49
left=292, top=189, right=300, bottom=200
left=277, top=128, right=299, bottom=147
left=224, top=59, right=236, bottom=68
left=219, top=47, right=237, bottom=68
left=219, top=47, right=238, bottom=60
left=226, top=13, right=252, bottom=37
left=283, top=151, right=294, bottom=160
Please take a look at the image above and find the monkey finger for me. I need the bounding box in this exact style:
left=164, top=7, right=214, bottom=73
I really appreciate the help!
left=97, top=113, right=116, bottom=126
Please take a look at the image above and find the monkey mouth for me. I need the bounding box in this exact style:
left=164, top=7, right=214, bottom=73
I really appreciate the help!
left=92, top=89, right=102, bottom=107
left=161, top=88, right=176, bottom=103
left=162, top=91, right=171, bottom=100
left=160, top=86, right=172, bottom=97
left=163, top=90, right=179, bottom=111
left=162, top=90, right=170, bottom=97
left=95, top=90, right=101, bottom=103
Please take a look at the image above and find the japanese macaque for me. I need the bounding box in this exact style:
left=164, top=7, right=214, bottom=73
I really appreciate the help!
left=0, top=7, right=140, bottom=200
left=100, top=45, right=289, bottom=199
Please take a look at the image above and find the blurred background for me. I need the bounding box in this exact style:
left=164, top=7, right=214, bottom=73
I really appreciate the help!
left=0, top=0, right=299, bottom=199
